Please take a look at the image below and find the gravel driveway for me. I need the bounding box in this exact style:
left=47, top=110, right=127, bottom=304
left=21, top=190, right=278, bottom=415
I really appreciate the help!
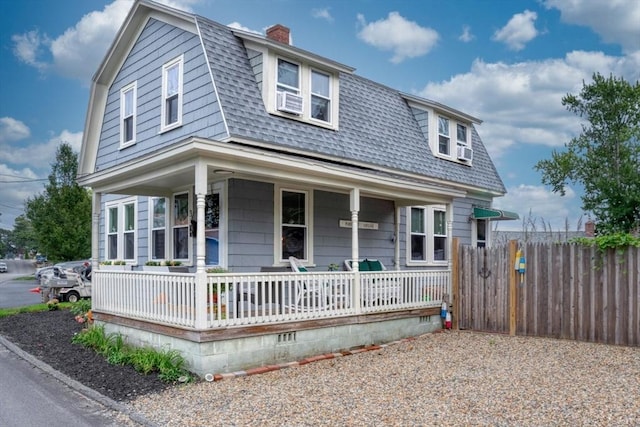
left=129, top=331, right=639, bottom=426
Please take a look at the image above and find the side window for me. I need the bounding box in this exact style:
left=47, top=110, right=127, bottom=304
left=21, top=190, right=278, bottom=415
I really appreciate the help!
left=410, top=207, right=427, bottom=261
left=476, top=219, right=487, bottom=248
left=407, top=205, right=447, bottom=263
left=107, top=206, right=118, bottom=260
left=105, top=198, right=137, bottom=261
left=172, top=192, right=190, bottom=260
left=433, top=209, right=447, bottom=261
left=205, top=192, right=220, bottom=266
left=123, top=202, right=136, bottom=260
left=310, top=70, right=330, bottom=122
left=161, top=56, right=183, bottom=131
left=281, top=190, right=307, bottom=261
left=438, top=116, right=450, bottom=155
left=120, top=82, right=136, bottom=146
left=150, top=198, right=166, bottom=260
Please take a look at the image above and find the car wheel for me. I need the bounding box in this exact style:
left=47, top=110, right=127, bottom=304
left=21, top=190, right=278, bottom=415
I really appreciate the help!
left=66, top=291, right=80, bottom=303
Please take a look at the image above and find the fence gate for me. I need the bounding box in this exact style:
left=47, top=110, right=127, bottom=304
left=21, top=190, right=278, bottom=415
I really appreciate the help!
left=456, top=242, right=511, bottom=333
left=453, top=239, right=640, bottom=347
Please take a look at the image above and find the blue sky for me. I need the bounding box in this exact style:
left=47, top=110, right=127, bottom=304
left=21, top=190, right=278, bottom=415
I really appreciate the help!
left=1, top=0, right=639, bottom=232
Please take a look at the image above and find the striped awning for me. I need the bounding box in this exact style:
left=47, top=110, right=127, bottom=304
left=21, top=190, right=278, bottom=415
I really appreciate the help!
left=471, top=207, right=519, bottom=221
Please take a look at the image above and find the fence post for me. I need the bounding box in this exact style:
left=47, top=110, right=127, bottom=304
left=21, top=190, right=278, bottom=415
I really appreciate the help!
left=509, top=240, right=517, bottom=336
left=451, top=237, right=460, bottom=330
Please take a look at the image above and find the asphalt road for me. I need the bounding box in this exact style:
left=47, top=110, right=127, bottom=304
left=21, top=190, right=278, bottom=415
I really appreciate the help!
left=0, top=342, right=123, bottom=427
left=0, top=259, right=43, bottom=308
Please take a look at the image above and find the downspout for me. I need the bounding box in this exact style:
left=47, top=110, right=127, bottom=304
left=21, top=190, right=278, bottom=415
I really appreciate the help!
left=350, top=188, right=361, bottom=314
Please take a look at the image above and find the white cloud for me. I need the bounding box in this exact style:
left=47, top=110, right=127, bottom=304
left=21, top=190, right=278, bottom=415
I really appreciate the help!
left=0, top=129, right=83, bottom=229
left=11, top=30, right=49, bottom=71
left=356, top=12, right=439, bottom=63
left=418, top=51, right=640, bottom=159
left=0, top=117, right=31, bottom=143
left=226, top=22, right=262, bottom=35
left=1, top=129, right=82, bottom=169
left=459, top=25, right=474, bottom=43
left=11, top=0, right=201, bottom=82
left=545, top=0, right=640, bottom=53
left=492, top=10, right=539, bottom=51
left=312, top=8, right=334, bottom=22
left=493, top=184, right=584, bottom=232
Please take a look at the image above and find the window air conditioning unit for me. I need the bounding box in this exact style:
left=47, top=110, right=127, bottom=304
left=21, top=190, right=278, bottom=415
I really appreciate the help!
left=277, top=91, right=303, bottom=115
left=457, top=145, right=473, bottom=161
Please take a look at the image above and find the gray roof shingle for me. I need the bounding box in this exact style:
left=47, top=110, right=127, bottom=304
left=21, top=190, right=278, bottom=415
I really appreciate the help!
left=196, top=16, right=506, bottom=194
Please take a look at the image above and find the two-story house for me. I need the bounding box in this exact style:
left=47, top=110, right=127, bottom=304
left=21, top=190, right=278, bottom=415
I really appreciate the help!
left=78, top=0, right=517, bottom=376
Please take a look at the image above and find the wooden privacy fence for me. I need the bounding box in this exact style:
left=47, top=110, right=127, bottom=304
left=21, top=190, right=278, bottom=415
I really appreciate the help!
left=453, top=239, right=639, bottom=347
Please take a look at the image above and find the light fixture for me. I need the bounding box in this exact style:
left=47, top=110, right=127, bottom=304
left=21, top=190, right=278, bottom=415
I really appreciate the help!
left=213, top=169, right=233, bottom=175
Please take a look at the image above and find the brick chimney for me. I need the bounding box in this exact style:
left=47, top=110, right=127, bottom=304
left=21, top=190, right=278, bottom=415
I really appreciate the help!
left=584, top=220, right=595, bottom=237
left=266, top=24, right=290, bottom=45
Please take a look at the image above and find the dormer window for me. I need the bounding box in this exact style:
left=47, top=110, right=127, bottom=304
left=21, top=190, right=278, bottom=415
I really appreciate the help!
left=438, top=116, right=450, bottom=156
left=311, top=70, right=330, bottom=122
left=457, top=124, right=468, bottom=146
left=277, top=59, right=300, bottom=95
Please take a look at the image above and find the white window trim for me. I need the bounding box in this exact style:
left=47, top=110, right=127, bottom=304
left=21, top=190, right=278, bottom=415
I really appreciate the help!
left=206, top=181, right=228, bottom=268
left=456, top=123, right=469, bottom=147
left=437, top=116, right=451, bottom=157
left=120, top=81, right=137, bottom=147
left=425, top=110, right=472, bottom=165
left=149, top=197, right=168, bottom=261
left=472, top=218, right=491, bottom=248
left=171, top=190, right=192, bottom=263
left=274, top=186, right=314, bottom=265
left=405, top=205, right=448, bottom=266
left=269, top=54, right=339, bottom=129
left=104, top=197, right=137, bottom=263
left=160, top=55, right=184, bottom=133
left=276, top=57, right=301, bottom=95
left=309, top=68, right=332, bottom=125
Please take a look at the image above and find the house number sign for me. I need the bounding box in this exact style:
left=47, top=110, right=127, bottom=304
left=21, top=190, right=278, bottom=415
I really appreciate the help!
left=339, top=220, right=379, bottom=230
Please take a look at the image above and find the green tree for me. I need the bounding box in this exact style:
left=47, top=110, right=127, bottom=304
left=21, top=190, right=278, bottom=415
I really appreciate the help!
left=535, top=73, right=640, bottom=234
left=11, top=215, right=38, bottom=257
left=25, top=143, right=91, bottom=261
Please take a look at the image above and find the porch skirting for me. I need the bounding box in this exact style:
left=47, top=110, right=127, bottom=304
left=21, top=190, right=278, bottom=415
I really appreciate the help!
left=94, top=308, right=441, bottom=377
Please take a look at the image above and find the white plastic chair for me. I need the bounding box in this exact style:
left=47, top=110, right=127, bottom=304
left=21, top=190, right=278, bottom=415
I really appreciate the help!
left=286, top=257, right=328, bottom=311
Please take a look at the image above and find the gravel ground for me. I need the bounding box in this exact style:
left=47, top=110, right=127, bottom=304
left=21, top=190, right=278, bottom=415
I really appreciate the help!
left=1, top=309, right=639, bottom=426
left=130, top=332, right=640, bottom=427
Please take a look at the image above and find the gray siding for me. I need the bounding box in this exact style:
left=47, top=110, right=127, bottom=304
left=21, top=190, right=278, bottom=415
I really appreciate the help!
left=96, top=18, right=227, bottom=171
left=314, top=192, right=396, bottom=270
left=227, top=179, right=275, bottom=271
left=246, top=48, right=263, bottom=93
left=452, top=196, right=493, bottom=246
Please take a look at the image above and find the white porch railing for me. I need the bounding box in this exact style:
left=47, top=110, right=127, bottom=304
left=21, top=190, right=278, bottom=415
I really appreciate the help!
left=92, top=269, right=450, bottom=329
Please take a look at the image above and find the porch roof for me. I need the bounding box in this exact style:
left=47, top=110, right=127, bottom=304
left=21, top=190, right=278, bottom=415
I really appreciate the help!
left=79, top=138, right=468, bottom=206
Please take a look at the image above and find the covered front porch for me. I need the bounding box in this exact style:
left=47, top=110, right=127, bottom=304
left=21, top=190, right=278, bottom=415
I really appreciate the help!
left=83, top=139, right=460, bottom=375
left=92, top=267, right=450, bottom=376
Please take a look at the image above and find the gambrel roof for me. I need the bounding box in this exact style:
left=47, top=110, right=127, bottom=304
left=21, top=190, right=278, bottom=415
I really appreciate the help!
left=80, top=0, right=506, bottom=197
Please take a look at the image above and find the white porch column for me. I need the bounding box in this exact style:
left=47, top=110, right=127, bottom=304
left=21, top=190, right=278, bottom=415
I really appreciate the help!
left=194, top=160, right=208, bottom=329
left=91, top=191, right=102, bottom=270
left=394, top=206, right=401, bottom=270
left=350, top=188, right=361, bottom=313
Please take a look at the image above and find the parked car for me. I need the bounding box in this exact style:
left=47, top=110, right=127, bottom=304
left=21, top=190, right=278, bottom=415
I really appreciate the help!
left=0, top=262, right=7, bottom=273
left=35, top=254, right=48, bottom=264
